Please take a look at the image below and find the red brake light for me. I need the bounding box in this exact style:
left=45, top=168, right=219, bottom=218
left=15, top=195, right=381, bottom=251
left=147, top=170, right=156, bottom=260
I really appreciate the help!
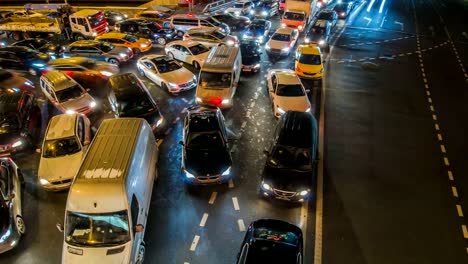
left=65, top=71, right=74, bottom=76
left=210, top=98, right=222, bottom=106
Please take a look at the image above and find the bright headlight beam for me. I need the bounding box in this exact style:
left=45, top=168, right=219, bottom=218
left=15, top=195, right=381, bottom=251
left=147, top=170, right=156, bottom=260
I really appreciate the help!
left=367, top=0, right=376, bottom=12
left=379, top=0, right=387, bottom=13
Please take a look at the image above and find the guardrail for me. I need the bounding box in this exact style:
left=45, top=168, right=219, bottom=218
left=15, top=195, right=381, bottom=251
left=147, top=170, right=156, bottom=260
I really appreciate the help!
left=202, top=0, right=236, bottom=13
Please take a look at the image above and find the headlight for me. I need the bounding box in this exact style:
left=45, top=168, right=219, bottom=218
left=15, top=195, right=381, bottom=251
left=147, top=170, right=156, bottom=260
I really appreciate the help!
left=253, top=63, right=260, bottom=68
left=250, top=10, right=254, bottom=14
left=196, top=97, right=202, bottom=103
left=224, top=10, right=228, bottom=13
left=168, top=83, right=178, bottom=88
left=281, top=23, right=286, bottom=28
left=119, top=53, right=126, bottom=58
left=156, top=118, right=164, bottom=127
left=184, top=169, right=195, bottom=178
left=281, top=47, right=290, bottom=52
left=319, top=68, right=324, bottom=73
left=124, top=14, right=128, bottom=18
left=318, top=40, right=325, bottom=46
left=100, top=70, right=113, bottom=77
left=221, top=167, right=231, bottom=176
left=32, top=63, right=45, bottom=67
left=92, top=32, right=97, bottom=37
left=299, top=190, right=309, bottom=196
left=222, top=99, right=230, bottom=105
left=262, top=182, right=272, bottom=191
left=265, top=44, right=270, bottom=50
left=242, top=34, right=249, bottom=39
left=0, top=228, right=11, bottom=243
left=235, top=11, right=240, bottom=16
left=140, top=43, right=148, bottom=48
left=226, top=40, right=234, bottom=46
left=12, top=140, right=22, bottom=148
left=262, top=11, right=268, bottom=16
left=304, top=37, right=310, bottom=43
left=39, top=178, right=50, bottom=185
left=305, top=107, right=311, bottom=112
left=298, top=25, right=303, bottom=30
left=66, top=110, right=75, bottom=114
left=90, top=101, right=96, bottom=108
left=115, top=16, right=123, bottom=20
left=317, top=2, right=322, bottom=7
left=341, top=12, right=346, bottom=16
left=276, top=106, right=286, bottom=114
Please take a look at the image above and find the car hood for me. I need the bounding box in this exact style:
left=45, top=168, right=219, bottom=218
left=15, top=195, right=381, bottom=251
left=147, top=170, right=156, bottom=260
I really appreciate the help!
left=0, top=132, right=20, bottom=145
left=296, top=61, right=322, bottom=73
left=0, top=75, right=30, bottom=90
left=159, top=68, right=193, bottom=84
left=185, top=147, right=231, bottom=175
left=263, top=167, right=312, bottom=191
left=62, top=242, right=131, bottom=264
left=136, top=38, right=152, bottom=47
left=60, top=94, right=95, bottom=112
left=38, top=151, right=83, bottom=182
left=275, top=95, right=310, bottom=111
left=268, top=40, right=290, bottom=50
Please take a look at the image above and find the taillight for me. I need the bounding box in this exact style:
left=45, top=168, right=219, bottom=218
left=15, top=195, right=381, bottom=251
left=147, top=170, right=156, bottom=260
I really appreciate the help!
left=183, top=33, right=189, bottom=40
left=41, top=71, right=48, bottom=75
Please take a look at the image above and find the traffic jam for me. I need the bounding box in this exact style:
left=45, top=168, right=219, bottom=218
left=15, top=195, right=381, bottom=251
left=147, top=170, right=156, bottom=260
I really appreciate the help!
left=0, top=0, right=359, bottom=263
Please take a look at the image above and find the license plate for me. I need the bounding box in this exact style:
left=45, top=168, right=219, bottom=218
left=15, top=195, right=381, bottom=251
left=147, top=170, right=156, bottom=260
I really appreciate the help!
left=275, top=196, right=290, bottom=201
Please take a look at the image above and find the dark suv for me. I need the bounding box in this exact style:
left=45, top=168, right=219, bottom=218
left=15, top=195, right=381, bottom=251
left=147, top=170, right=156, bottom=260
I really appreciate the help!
left=115, top=19, right=177, bottom=45
left=106, top=73, right=164, bottom=135
left=236, top=219, right=303, bottom=264
left=0, top=90, right=41, bottom=156
left=12, top=38, right=65, bottom=60
left=260, top=111, right=318, bottom=202
left=0, top=46, right=49, bottom=76
left=180, top=107, right=232, bottom=185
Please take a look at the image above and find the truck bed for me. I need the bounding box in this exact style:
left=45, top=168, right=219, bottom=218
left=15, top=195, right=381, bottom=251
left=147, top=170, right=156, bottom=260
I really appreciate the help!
left=0, top=17, right=62, bottom=33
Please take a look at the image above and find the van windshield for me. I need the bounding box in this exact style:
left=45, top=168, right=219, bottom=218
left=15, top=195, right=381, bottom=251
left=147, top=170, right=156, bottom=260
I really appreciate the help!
left=283, top=12, right=305, bottom=21
left=43, top=137, right=81, bottom=158
left=65, top=211, right=130, bottom=247
left=199, top=72, right=231, bottom=89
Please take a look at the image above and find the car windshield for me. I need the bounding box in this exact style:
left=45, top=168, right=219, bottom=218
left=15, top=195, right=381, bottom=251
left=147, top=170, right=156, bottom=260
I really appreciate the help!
left=269, top=145, right=312, bottom=170
left=65, top=211, right=130, bottom=247
left=154, top=60, right=181, bottom=73
left=334, top=4, right=347, bottom=11
left=206, top=17, right=222, bottom=26
left=199, top=72, right=231, bottom=89
left=55, top=85, right=85, bottom=102
left=43, top=137, right=81, bottom=158
left=299, top=54, right=321, bottom=65
left=123, top=34, right=139, bottom=43
left=97, top=42, right=114, bottom=53
left=241, top=42, right=259, bottom=55
left=250, top=24, right=265, bottom=31
left=317, top=13, right=333, bottom=20
left=283, top=12, right=304, bottom=20
left=188, top=44, right=210, bottom=55
left=0, top=114, right=19, bottom=134
left=118, top=95, right=155, bottom=117
left=271, top=33, right=290, bottom=41
left=212, top=31, right=226, bottom=39
left=187, top=131, right=224, bottom=149
left=276, top=84, right=304, bottom=96
left=88, top=12, right=105, bottom=27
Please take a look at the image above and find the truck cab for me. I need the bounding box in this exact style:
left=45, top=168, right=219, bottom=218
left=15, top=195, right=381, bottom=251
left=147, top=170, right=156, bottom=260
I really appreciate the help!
left=69, top=9, right=109, bottom=40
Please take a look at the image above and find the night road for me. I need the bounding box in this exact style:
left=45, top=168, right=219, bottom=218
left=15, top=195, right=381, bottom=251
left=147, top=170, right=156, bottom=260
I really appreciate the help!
left=0, top=0, right=467, bottom=263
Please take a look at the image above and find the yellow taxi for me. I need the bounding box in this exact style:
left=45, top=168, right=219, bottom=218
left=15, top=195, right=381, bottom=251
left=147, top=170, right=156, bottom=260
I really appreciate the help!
left=95, top=32, right=152, bottom=54
left=294, top=44, right=323, bottom=79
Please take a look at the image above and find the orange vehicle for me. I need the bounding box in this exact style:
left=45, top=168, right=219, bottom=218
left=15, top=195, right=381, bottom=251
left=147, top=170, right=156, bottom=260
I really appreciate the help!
left=95, top=32, right=152, bottom=54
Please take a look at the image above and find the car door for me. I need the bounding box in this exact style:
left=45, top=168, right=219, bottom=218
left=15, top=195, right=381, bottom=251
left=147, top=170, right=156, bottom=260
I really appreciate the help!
left=142, top=61, right=161, bottom=85
left=267, top=72, right=277, bottom=100
left=86, top=47, right=105, bottom=61
left=179, top=46, right=191, bottom=64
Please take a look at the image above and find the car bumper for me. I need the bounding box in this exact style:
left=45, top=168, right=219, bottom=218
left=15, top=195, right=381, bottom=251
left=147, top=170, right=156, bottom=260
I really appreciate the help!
left=242, top=64, right=260, bottom=72
left=184, top=174, right=229, bottom=185
left=40, top=179, right=73, bottom=191
left=260, top=188, right=309, bottom=202
left=168, top=81, right=197, bottom=93
left=296, top=70, right=323, bottom=79
left=266, top=49, right=290, bottom=56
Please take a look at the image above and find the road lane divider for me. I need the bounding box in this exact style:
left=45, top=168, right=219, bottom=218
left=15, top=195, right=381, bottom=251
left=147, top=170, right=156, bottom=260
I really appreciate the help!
left=238, top=219, right=246, bottom=232
left=199, top=213, right=209, bottom=227
left=189, top=235, right=200, bottom=251
left=208, top=192, right=218, bottom=204
left=232, top=197, right=240, bottom=211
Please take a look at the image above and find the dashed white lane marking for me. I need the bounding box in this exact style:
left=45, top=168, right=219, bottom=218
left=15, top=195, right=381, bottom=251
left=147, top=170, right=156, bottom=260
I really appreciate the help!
left=457, top=205, right=464, bottom=217
left=184, top=262, right=190, bottom=264
left=444, top=157, right=450, bottom=166
left=241, top=121, right=247, bottom=129
left=232, top=197, right=240, bottom=211
left=228, top=179, right=234, bottom=188
left=199, top=213, right=209, bottom=227
left=448, top=171, right=454, bottom=181
left=231, top=144, right=237, bottom=153
left=208, top=192, right=217, bottom=204
left=440, top=145, right=446, bottom=153
left=190, top=235, right=200, bottom=251
left=250, top=101, right=255, bottom=108
left=452, top=187, right=459, bottom=198
left=463, top=225, right=468, bottom=238
left=437, top=133, right=443, bottom=141
left=237, top=219, right=246, bottom=232
left=435, top=124, right=440, bottom=130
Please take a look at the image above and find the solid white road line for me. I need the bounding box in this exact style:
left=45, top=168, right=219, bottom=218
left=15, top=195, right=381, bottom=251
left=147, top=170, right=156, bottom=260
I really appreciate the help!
left=208, top=192, right=217, bottom=204
left=190, top=235, right=200, bottom=251
left=232, top=197, right=240, bottom=211
left=199, top=213, right=209, bottom=227
left=238, top=219, right=246, bottom=232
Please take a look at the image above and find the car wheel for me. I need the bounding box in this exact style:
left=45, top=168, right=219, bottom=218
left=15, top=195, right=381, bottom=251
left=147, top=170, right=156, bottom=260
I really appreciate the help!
left=28, top=68, right=37, bottom=76
left=193, top=61, right=200, bottom=70
left=74, top=34, right=85, bottom=41
left=132, top=48, right=140, bottom=55
left=16, top=216, right=26, bottom=235
left=108, top=58, right=119, bottom=65
left=167, top=52, right=174, bottom=59
left=135, top=243, right=145, bottom=264
left=157, top=37, right=166, bottom=45
left=176, top=31, right=184, bottom=38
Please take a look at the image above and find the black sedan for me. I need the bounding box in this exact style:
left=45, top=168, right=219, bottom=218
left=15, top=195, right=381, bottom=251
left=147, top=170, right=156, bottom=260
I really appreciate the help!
left=12, top=38, right=65, bottom=60
left=103, top=10, right=128, bottom=26
left=211, top=12, right=251, bottom=31
left=241, top=19, right=272, bottom=44
left=0, top=46, right=49, bottom=76
left=0, top=157, right=25, bottom=254
left=240, top=39, right=262, bottom=73
left=180, top=107, right=232, bottom=185
left=236, top=219, right=304, bottom=264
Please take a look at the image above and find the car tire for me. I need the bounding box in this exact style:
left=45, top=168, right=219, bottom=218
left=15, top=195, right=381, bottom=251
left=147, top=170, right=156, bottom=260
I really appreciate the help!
left=74, top=34, right=85, bottom=41
left=132, top=48, right=140, bottom=55
left=135, top=243, right=145, bottom=264
left=157, top=37, right=166, bottom=46
left=108, top=58, right=120, bottom=65
left=16, top=216, right=26, bottom=235
left=167, top=52, right=174, bottom=59
left=193, top=61, right=200, bottom=70
left=28, top=68, right=37, bottom=76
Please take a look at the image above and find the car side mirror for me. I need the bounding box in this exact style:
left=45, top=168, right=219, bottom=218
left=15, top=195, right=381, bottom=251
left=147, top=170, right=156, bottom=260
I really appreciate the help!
left=135, top=224, right=144, bottom=233
left=178, top=141, right=184, bottom=146
left=56, top=223, right=64, bottom=233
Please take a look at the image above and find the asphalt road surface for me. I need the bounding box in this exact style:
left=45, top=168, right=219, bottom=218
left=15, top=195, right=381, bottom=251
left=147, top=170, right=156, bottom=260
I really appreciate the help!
left=0, top=0, right=467, bottom=263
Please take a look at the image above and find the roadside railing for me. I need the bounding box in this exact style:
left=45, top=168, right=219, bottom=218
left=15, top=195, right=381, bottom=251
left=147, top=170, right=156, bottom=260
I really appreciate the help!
left=202, top=0, right=236, bottom=13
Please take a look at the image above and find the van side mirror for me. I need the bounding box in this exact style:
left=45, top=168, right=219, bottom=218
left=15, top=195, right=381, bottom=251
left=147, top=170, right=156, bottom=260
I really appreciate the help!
left=135, top=224, right=144, bottom=233
left=56, top=223, right=64, bottom=233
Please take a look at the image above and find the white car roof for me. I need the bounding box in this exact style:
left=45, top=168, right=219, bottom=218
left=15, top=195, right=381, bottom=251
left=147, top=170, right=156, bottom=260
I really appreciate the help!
left=169, top=40, right=203, bottom=48
left=272, top=69, right=301, bottom=84
left=274, top=27, right=296, bottom=35
left=45, top=114, right=78, bottom=140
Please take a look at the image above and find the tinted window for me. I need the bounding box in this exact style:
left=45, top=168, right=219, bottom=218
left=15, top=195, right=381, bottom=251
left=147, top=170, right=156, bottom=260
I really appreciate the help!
left=43, top=137, right=81, bottom=158
left=55, top=85, right=85, bottom=102
left=276, top=84, right=304, bottom=96
left=188, top=44, right=209, bottom=55
left=271, top=33, right=291, bottom=41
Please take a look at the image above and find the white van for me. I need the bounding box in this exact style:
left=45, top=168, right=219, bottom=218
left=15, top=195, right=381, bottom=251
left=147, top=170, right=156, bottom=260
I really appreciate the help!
left=38, top=113, right=91, bottom=191
left=196, top=45, right=242, bottom=108
left=60, top=118, right=159, bottom=264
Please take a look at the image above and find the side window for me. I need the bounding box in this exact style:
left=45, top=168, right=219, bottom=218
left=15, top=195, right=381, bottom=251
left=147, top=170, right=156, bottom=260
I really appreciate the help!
left=200, top=20, right=210, bottom=26
left=0, top=163, right=10, bottom=198
left=187, top=19, right=199, bottom=26
left=71, top=17, right=77, bottom=24
left=130, top=194, right=140, bottom=228
left=180, top=46, right=189, bottom=54
left=77, top=116, right=85, bottom=144
left=143, top=61, right=155, bottom=70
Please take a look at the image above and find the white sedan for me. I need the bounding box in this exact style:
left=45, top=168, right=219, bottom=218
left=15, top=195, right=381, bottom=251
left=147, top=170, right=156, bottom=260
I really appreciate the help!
left=265, top=27, right=299, bottom=56
left=267, top=69, right=311, bottom=118
left=137, top=55, right=197, bottom=94
left=165, top=40, right=211, bottom=70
